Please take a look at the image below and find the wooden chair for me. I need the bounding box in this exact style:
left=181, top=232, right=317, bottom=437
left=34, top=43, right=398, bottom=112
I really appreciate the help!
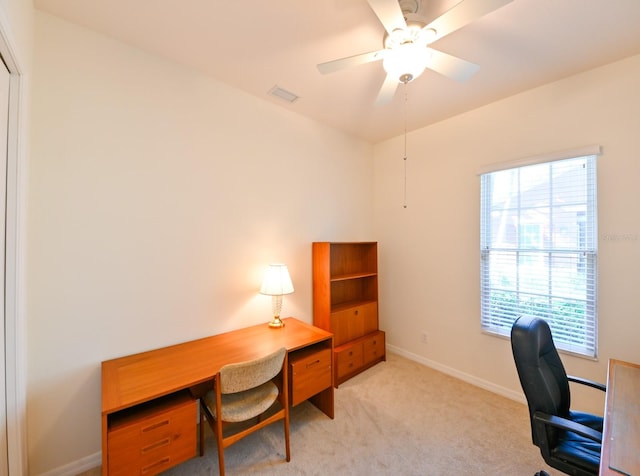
left=199, top=347, right=290, bottom=475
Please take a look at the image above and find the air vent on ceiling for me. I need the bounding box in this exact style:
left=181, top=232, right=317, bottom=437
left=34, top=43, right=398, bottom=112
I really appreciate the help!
left=268, top=85, right=299, bottom=103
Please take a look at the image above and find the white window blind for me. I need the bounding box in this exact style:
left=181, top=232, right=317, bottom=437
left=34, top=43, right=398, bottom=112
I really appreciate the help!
left=480, top=151, right=598, bottom=357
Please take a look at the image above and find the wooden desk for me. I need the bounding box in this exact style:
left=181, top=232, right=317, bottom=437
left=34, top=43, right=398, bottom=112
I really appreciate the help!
left=101, top=317, right=334, bottom=475
left=600, top=359, right=640, bottom=475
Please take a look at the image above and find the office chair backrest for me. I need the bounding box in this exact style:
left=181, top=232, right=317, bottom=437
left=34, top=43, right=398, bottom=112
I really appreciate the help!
left=511, top=315, right=571, bottom=447
left=219, top=347, right=286, bottom=394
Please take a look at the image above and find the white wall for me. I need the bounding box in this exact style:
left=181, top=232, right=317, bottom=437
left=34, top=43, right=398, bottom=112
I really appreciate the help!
left=28, top=12, right=374, bottom=474
left=373, top=54, right=640, bottom=415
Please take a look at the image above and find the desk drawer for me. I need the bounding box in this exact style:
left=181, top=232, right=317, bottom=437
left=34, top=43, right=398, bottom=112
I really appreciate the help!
left=289, top=348, right=332, bottom=406
left=108, top=392, right=197, bottom=476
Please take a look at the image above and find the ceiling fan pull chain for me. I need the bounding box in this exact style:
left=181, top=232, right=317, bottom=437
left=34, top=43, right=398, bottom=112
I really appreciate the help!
left=403, top=81, right=408, bottom=209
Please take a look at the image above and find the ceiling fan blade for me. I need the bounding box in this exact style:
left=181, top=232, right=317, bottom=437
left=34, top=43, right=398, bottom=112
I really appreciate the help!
left=367, top=0, right=407, bottom=36
left=425, top=0, right=513, bottom=43
left=426, top=48, right=480, bottom=82
left=317, top=49, right=385, bottom=75
left=375, top=73, right=399, bottom=106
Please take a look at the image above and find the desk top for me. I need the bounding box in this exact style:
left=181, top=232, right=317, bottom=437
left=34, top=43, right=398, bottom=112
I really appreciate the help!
left=101, top=317, right=333, bottom=415
left=600, top=359, right=640, bottom=476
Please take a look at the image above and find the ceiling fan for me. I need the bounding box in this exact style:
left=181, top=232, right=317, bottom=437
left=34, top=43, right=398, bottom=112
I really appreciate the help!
left=317, top=0, right=513, bottom=105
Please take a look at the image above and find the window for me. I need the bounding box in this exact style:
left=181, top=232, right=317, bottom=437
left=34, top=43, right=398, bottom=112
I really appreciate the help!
left=480, top=148, right=599, bottom=357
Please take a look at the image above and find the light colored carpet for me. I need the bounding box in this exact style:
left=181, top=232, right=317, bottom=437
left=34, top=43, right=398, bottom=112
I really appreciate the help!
left=157, top=352, right=553, bottom=476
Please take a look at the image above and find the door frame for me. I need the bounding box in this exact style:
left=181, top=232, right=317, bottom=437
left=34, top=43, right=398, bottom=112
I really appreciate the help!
left=0, top=6, right=28, bottom=476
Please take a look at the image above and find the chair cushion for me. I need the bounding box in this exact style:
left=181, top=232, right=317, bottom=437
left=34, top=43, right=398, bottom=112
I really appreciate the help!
left=553, top=431, right=601, bottom=473
left=570, top=410, right=604, bottom=433
left=551, top=410, right=603, bottom=473
left=203, top=380, right=279, bottom=423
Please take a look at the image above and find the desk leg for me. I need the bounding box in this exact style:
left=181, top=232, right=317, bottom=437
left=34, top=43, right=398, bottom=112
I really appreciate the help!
left=309, top=386, right=334, bottom=419
left=101, top=414, right=108, bottom=475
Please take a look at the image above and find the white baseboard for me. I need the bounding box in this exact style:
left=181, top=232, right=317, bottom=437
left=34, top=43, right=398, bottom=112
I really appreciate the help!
left=38, top=451, right=101, bottom=476
left=386, top=344, right=526, bottom=405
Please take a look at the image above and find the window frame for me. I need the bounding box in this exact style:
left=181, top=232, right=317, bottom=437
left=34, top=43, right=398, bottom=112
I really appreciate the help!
left=479, top=146, right=600, bottom=358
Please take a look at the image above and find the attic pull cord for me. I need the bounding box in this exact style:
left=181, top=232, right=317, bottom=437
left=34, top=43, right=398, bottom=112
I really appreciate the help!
left=403, top=81, right=408, bottom=209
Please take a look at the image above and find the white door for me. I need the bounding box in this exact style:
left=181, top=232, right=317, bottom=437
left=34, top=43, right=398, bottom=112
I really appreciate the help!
left=0, top=56, right=9, bottom=475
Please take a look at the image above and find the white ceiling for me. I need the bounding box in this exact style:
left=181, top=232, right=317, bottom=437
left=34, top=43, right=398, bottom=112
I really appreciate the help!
left=33, top=0, right=640, bottom=143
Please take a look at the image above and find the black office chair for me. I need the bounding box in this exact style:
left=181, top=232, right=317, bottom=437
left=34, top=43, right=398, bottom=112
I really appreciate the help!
left=511, top=315, right=606, bottom=476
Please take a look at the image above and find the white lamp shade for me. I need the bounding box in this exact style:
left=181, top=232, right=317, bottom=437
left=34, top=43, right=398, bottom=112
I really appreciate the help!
left=260, top=264, right=294, bottom=296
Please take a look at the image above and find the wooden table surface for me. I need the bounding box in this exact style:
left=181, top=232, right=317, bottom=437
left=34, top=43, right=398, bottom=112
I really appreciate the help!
left=600, top=358, right=640, bottom=476
left=101, top=317, right=333, bottom=415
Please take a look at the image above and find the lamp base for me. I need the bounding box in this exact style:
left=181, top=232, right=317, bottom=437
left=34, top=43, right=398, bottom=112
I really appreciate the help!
left=268, top=316, right=285, bottom=329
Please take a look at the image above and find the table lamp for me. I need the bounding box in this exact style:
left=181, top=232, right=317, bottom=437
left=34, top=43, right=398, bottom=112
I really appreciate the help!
left=260, top=263, right=294, bottom=328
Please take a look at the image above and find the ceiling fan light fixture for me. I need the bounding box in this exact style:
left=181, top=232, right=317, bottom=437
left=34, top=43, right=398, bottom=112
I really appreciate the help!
left=385, top=28, right=405, bottom=48
left=382, top=42, right=429, bottom=83
left=384, top=23, right=427, bottom=49
left=418, top=27, right=437, bottom=44
left=317, top=0, right=513, bottom=101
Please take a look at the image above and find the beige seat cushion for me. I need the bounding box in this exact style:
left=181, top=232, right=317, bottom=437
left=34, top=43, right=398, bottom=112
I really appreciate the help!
left=203, top=381, right=279, bottom=422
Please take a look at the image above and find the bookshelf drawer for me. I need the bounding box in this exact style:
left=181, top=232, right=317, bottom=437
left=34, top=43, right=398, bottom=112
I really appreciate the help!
left=335, top=343, right=364, bottom=380
left=363, top=331, right=385, bottom=365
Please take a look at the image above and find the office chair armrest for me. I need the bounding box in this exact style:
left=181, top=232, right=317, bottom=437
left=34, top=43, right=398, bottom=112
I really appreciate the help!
left=533, top=412, right=603, bottom=443
left=567, top=374, right=606, bottom=392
